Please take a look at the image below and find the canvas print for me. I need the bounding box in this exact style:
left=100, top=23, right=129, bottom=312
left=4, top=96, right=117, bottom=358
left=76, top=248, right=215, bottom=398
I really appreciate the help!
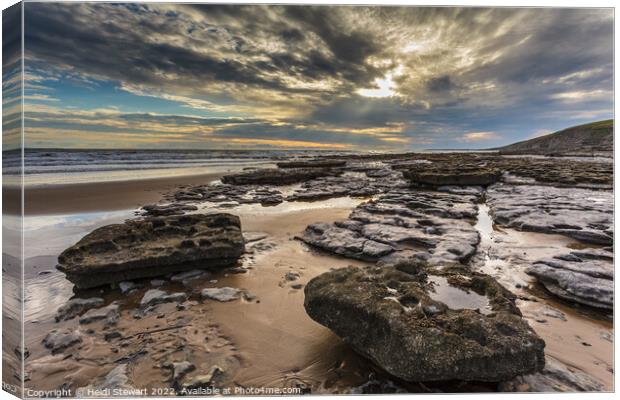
left=1, top=1, right=614, bottom=397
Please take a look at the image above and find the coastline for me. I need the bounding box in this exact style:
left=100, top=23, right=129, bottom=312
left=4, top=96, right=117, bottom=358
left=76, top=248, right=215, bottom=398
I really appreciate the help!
left=7, top=154, right=614, bottom=393
left=7, top=172, right=226, bottom=216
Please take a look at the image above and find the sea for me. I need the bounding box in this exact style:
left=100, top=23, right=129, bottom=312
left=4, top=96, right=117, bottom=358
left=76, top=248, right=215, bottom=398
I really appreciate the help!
left=2, top=148, right=355, bottom=186
left=2, top=148, right=610, bottom=187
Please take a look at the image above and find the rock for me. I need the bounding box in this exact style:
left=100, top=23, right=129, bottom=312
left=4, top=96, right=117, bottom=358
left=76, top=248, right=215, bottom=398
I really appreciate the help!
left=403, top=167, right=501, bottom=187
left=527, top=252, right=613, bottom=310
left=298, top=189, right=480, bottom=265
left=170, top=269, right=207, bottom=282
left=600, top=331, right=613, bottom=343
left=526, top=264, right=613, bottom=310
left=165, top=361, right=195, bottom=382
left=77, top=364, right=137, bottom=396
left=304, top=263, right=545, bottom=382
left=222, top=168, right=342, bottom=185
left=150, top=279, right=166, bottom=287
left=181, top=366, right=223, bottom=390
left=243, top=232, right=269, bottom=243
left=104, top=331, right=122, bottom=341
left=42, top=329, right=82, bottom=354
left=141, top=203, right=198, bottom=217
left=350, top=377, right=407, bottom=394
left=57, top=213, right=245, bottom=289
left=299, top=222, right=395, bottom=261
left=14, top=346, right=29, bottom=359
left=118, top=281, right=138, bottom=294
left=284, top=272, right=300, bottom=281
left=286, top=172, right=406, bottom=202
left=499, top=357, right=604, bottom=392
left=201, top=287, right=240, bottom=302
left=487, top=184, right=612, bottom=245
left=539, top=306, right=567, bottom=321
left=140, top=289, right=187, bottom=308
left=55, top=297, right=105, bottom=322
left=79, top=302, right=120, bottom=325
left=276, top=160, right=346, bottom=168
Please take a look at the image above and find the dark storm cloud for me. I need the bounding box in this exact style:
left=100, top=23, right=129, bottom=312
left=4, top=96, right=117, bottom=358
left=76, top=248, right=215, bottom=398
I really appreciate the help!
left=427, top=76, right=455, bottom=92
left=23, top=3, right=384, bottom=100
left=22, top=3, right=613, bottom=149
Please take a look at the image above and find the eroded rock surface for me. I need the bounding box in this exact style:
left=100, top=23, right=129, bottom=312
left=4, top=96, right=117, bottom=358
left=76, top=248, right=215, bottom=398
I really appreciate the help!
left=487, top=184, right=612, bottom=245
left=55, top=297, right=104, bottom=322
left=77, top=364, right=137, bottom=396
left=140, top=289, right=187, bottom=308
left=304, top=263, right=545, bottom=382
left=42, top=329, right=82, bottom=354
left=222, top=167, right=342, bottom=185
left=404, top=167, right=501, bottom=187
left=79, top=302, right=120, bottom=325
left=527, top=250, right=613, bottom=309
left=286, top=171, right=406, bottom=201
left=299, top=189, right=480, bottom=264
left=57, top=213, right=245, bottom=288
left=201, top=287, right=240, bottom=302
left=499, top=357, right=604, bottom=392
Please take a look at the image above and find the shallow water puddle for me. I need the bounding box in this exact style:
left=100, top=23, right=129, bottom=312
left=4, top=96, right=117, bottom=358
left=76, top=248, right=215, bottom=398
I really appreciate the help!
left=472, top=198, right=614, bottom=389
left=427, top=276, right=492, bottom=315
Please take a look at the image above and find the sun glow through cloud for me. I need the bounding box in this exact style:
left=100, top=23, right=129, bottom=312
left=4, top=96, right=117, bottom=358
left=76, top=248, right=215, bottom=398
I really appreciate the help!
left=357, top=69, right=401, bottom=98
left=11, top=4, right=613, bottom=150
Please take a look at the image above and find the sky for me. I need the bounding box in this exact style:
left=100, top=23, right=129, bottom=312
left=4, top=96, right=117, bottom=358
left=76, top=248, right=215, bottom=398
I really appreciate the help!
left=4, top=3, right=614, bottom=151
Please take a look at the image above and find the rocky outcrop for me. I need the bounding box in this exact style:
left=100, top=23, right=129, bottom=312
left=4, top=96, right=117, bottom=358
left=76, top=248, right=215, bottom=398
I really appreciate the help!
left=403, top=167, right=501, bottom=187
left=141, top=203, right=198, bottom=217
left=487, top=184, right=613, bottom=245
left=201, top=287, right=240, bottom=302
left=527, top=250, right=613, bottom=310
left=57, top=213, right=245, bottom=289
left=298, top=189, right=480, bottom=265
left=140, top=289, right=187, bottom=308
left=79, top=302, right=120, bottom=325
left=499, top=356, right=604, bottom=392
left=55, top=297, right=104, bottom=322
left=43, top=329, right=82, bottom=354
left=304, top=263, right=545, bottom=382
left=276, top=160, right=346, bottom=169
left=221, top=168, right=342, bottom=185
left=77, top=365, right=137, bottom=396
left=286, top=172, right=406, bottom=201
left=496, top=119, right=612, bottom=156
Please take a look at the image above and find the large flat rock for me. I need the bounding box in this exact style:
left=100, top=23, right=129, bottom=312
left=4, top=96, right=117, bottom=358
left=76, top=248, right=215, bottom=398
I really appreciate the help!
left=527, top=250, right=613, bottom=310
left=57, top=213, right=244, bottom=288
left=221, top=168, right=342, bottom=185
left=403, top=167, right=501, bottom=187
left=487, top=184, right=613, bottom=245
left=304, top=263, right=545, bottom=382
left=298, top=189, right=480, bottom=265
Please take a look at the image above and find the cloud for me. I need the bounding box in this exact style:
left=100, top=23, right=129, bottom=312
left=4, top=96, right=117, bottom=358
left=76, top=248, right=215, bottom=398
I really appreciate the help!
left=461, top=131, right=500, bottom=142
left=19, top=4, right=614, bottom=149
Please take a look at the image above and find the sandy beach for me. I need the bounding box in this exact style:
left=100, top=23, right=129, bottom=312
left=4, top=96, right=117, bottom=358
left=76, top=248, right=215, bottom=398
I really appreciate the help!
left=4, top=172, right=227, bottom=216
left=3, top=152, right=612, bottom=395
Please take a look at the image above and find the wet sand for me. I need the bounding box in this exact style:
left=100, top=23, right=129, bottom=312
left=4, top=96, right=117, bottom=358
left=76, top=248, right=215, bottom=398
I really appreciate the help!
left=6, top=172, right=226, bottom=215
left=21, top=205, right=385, bottom=394
left=14, top=176, right=615, bottom=394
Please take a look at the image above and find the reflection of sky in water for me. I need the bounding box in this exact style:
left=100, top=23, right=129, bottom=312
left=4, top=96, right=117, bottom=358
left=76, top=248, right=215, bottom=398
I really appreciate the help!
left=20, top=196, right=365, bottom=323
left=198, top=196, right=366, bottom=216
left=23, top=209, right=137, bottom=323
left=24, top=209, right=136, bottom=258
left=23, top=161, right=275, bottom=187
